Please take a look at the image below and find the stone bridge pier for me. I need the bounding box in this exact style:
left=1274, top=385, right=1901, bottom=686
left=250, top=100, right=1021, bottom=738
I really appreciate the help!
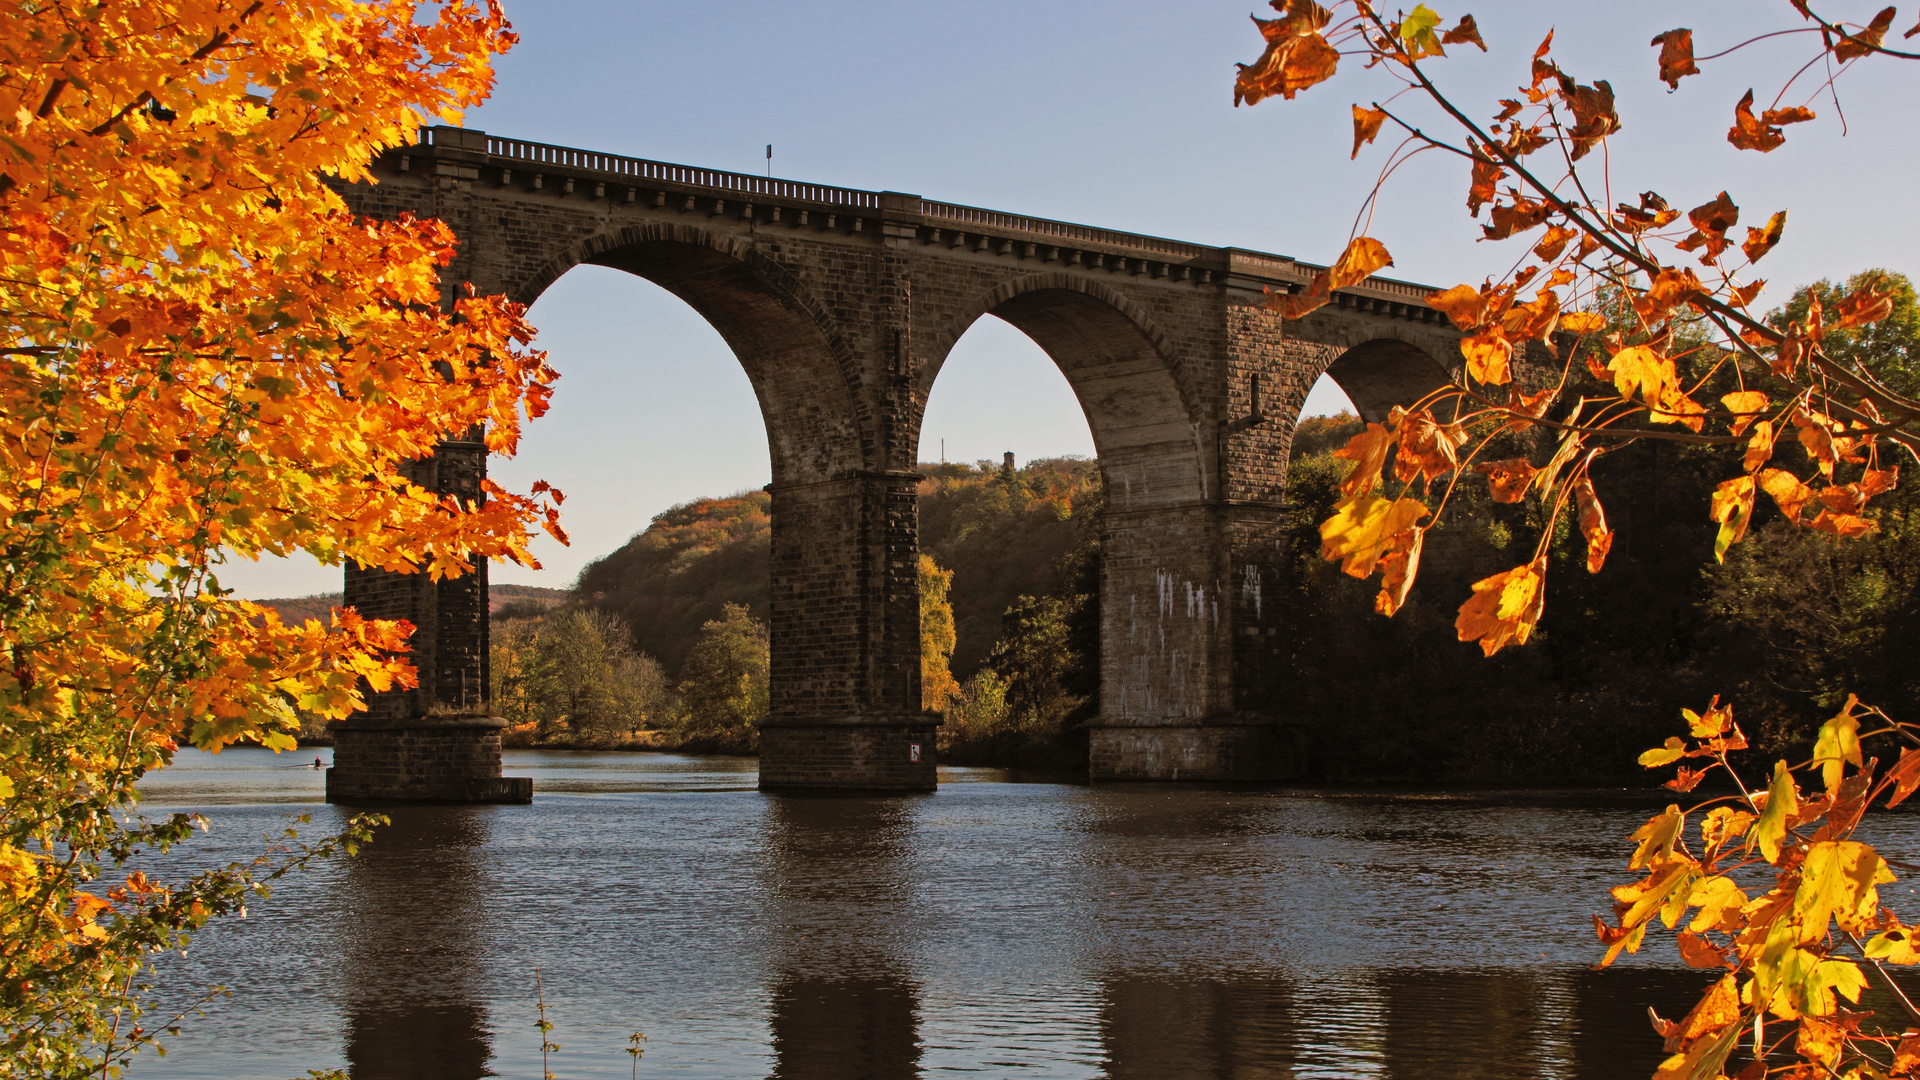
left=324, top=127, right=1463, bottom=800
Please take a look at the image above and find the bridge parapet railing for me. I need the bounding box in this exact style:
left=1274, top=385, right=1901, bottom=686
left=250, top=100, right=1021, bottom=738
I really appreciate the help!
left=918, top=200, right=1214, bottom=261
left=418, top=127, right=884, bottom=210
left=413, top=128, right=1434, bottom=305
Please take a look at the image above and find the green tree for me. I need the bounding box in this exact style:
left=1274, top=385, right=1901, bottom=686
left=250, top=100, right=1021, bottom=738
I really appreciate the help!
left=490, top=610, right=671, bottom=745
left=1770, top=269, right=1920, bottom=400
left=918, top=457, right=1103, bottom=676
left=530, top=611, right=671, bottom=742
left=973, top=592, right=1097, bottom=769
left=676, top=604, right=769, bottom=754
left=938, top=670, right=1012, bottom=758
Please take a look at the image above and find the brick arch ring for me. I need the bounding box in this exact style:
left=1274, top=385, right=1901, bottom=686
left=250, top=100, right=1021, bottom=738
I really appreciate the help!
left=511, top=221, right=865, bottom=411
left=920, top=271, right=1195, bottom=416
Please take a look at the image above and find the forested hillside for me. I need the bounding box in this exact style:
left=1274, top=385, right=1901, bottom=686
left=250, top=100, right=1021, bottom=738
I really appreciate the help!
left=572, top=459, right=1102, bottom=682
left=260, top=583, right=568, bottom=624
left=572, top=492, right=772, bottom=676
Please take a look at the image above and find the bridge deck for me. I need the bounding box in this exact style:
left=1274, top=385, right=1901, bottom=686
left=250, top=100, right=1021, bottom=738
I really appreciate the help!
left=412, top=126, right=1438, bottom=313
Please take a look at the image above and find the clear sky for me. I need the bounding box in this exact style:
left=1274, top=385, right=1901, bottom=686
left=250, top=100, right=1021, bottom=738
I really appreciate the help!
left=216, top=0, right=1918, bottom=599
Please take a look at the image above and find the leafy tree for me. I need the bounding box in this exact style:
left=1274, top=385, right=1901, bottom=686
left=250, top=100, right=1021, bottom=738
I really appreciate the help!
left=938, top=670, right=1011, bottom=759
left=1235, top=3, right=1920, bottom=1073
left=676, top=604, right=769, bottom=754
left=1771, top=269, right=1920, bottom=400
left=987, top=596, right=1091, bottom=734
left=0, top=1, right=555, bottom=1073
left=918, top=457, right=1102, bottom=676
left=919, top=555, right=961, bottom=712
left=1289, top=410, right=1365, bottom=458
left=492, top=610, right=671, bottom=744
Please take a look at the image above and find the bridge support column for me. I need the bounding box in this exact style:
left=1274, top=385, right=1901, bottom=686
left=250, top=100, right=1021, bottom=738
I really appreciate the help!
left=327, top=713, right=531, bottom=804
left=326, top=433, right=531, bottom=805
left=1087, top=495, right=1302, bottom=782
left=1088, top=716, right=1304, bottom=781
left=759, top=472, right=936, bottom=791
left=756, top=716, right=940, bottom=792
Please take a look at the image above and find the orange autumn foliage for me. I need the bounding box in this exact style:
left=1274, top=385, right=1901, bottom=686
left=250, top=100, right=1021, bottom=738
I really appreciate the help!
left=1233, top=0, right=1915, bottom=669
left=0, top=0, right=557, bottom=1070
left=1234, top=3, right=1920, bottom=1075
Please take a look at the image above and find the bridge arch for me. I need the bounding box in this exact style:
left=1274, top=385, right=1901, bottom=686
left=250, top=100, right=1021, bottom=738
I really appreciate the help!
left=1308, top=336, right=1455, bottom=424
left=920, top=273, right=1205, bottom=510
left=517, top=223, right=867, bottom=485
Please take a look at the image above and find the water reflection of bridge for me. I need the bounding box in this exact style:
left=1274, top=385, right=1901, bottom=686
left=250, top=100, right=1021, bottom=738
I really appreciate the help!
left=326, top=788, right=1704, bottom=1080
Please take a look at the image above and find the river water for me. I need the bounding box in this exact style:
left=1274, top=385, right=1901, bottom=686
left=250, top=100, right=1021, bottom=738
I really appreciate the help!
left=121, top=748, right=1902, bottom=1080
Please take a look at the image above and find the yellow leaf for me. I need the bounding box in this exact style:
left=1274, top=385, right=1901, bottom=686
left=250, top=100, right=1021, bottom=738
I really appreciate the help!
left=1813, top=703, right=1863, bottom=794
left=1795, top=841, right=1893, bottom=938
left=1796, top=1016, right=1846, bottom=1069
left=1720, top=390, right=1770, bottom=436
left=1351, top=105, right=1388, bottom=159
left=1709, top=475, right=1756, bottom=563
left=1640, top=737, right=1687, bottom=769
left=1652, top=987, right=1740, bottom=1078
left=1863, top=923, right=1920, bottom=964
left=1686, top=875, right=1749, bottom=933
left=1803, top=958, right=1868, bottom=1016
left=1608, top=345, right=1677, bottom=406
left=1700, top=807, right=1755, bottom=851
left=1461, top=329, right=1514, bottom=384
left=1399, top=4, right=1448, bottom=60
left=1684, top=698, right=1733, bottom=738
left=1320, top=494, right=1429, bottom=578
left=1629, top=805, right=1686, bottom=869
left=1373, top=527, right=1424, bottom=617
left=1615, top=862, right=1696, bottom=930
left=1332, top=422, right=1394, bottom=497
left=1759, top=468, right=1815, bottom=523
left=1748, top=760, right=1799, bottom=865
left=1454, top=556, right=1547, bottom=656
left=1327, top=236, right=1394, bottom=291
left=1742, top=420, right=1774, bottom=474
left=1559, top=310, right=1607, bottom=333
left=1425, top=283, right=1486, bottom=329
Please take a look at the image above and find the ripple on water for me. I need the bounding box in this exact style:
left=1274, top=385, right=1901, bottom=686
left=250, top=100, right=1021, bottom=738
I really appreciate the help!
left=121, top=748, right=1859, bottom=1079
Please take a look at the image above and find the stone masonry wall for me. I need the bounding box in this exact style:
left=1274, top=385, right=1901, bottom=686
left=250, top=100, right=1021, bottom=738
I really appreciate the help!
left=332, top=127, right=1470, bottom=783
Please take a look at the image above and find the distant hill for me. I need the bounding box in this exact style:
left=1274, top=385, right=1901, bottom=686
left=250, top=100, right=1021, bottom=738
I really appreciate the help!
left=259, top=583, right=569, bottom=624
left=574, top=461, right=1101, bottom=679
left=574, top=491, right=773, bottom=677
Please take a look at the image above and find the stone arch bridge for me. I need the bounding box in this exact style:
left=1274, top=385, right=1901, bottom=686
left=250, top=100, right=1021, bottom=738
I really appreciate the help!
left=325, top=126, right=1465, bottom=802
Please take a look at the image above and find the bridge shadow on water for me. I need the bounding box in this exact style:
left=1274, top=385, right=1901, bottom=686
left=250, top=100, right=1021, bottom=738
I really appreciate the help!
left=762, top=797, right=923, bottom=1080
left=307, top=772, right=1720, bottom=1076
left=741, top=789, right=1709, bottom=1080
left=337, top=806, right=496, bottom=1080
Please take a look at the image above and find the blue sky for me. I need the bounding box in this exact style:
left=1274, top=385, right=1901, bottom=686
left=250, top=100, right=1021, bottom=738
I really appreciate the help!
left=220, top=1, right=1919, bottom=598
